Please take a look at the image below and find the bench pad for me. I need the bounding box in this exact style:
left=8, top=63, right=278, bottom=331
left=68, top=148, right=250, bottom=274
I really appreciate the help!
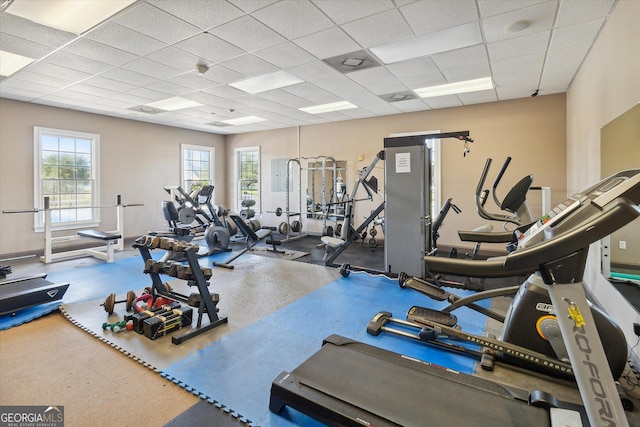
left=78, top=230, right=122, bottom=241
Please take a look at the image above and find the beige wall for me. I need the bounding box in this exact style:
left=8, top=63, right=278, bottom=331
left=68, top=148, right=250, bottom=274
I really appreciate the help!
left=0, top=98, right=225, bottom=256
left=566, top=0, right=640, bottom=357
left=227, top=94, right=567, bottom=250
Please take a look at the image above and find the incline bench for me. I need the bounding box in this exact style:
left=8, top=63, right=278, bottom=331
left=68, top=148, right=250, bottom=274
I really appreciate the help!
left=213, top=215, right=283, bottom=269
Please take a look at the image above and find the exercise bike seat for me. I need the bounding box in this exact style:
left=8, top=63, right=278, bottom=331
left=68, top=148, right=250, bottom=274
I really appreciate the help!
left=501, top=174, right=533, bottom=213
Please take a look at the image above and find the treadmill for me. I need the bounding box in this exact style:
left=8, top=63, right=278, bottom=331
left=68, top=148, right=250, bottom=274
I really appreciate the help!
left=0, top=273, right=69, bottom=316
left=270, top=169, right=640, bottom=427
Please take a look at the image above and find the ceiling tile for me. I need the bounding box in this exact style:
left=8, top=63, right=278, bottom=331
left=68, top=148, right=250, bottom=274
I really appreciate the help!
left=66, top=83, right=120, bottom=98
left=218, top=54, right=280, bottom=77
left=145, top=46, right=203, bottom=72
left=543, top=43, right=591, bottom=75
left=400, top=73, right=448, bottom=90
left=424, top=94, right=463, bottom=109
left=209, top=15, right=286, bottom=52
left=121, top=57, right=184, bottom=80
left=143, top=80, right=192, bottom=96
left=82, top=76, right=136, bottom=92
left=100, top=67, right=159, bottom=87
left=282, top=82, right=341, bottom=104
left=86, top=22, right=167, bottom=56
left=347, top=67, right=406, bottom=95
left=174, top=33, right=245, bottom=64
left=202, top=84, right=248, bottom=99
left=482, top=1, right=557, bottom=43
left=492, top=69, right=540, bottom=89
left=311, top=0, right=396, bottom=25
left=400, top=0, right=479, bottom=34
left=555, top=0, right=616, bottom=26
left=146, top=0, right=245, bottom=30
left=386, top=57, right=441, bottom=79
left=0, top=13, right=77, bottom=48
left=342, top=9, right=414, bottom=48
left=252, top=1, right=335, bottom=39
left=286, top=61, right=342, bottom=82
left=457, top=89, right=499, bottom=105
left=1, top=77, right=57, bottom=95
left=62, top=38, right=138, bottom=66
left=0, top=33, right=53, bottom=59
left=549, top=18, right=606, bottom=50
left=198, top=65, right=246, bottom=85
left=126, top=87, right=172, bottom=101
left=441, top=63, right=492, bottom=82
left=254, top=42, right=317, bottom=69
left=294, top=27, right=361, bottom=59
left=26, top=62, right=91, bottom=83
left=41, top=50, right=113, bottom=75
left=391, top=98, right=431, bottom=113
left=113, top=2, right=201, bottom=44
left=487, top=31, right=551, bottom=61
left=490, top=52, right=544, bottom=76
left=228, top=0, right=280, bottom=14
left=166, top=73, right=220, bottom=90
left=477, top=0, right=550, bottom=18
left=432, top=44, right=489, bottom=71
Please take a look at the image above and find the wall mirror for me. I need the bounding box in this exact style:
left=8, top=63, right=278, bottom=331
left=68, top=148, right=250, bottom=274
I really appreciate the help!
left=307, top=159, right=346, bottom=220
left=600, top=102, right=640, bottom=311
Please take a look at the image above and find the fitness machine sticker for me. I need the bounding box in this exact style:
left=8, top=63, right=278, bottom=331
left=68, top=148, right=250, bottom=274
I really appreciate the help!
left=395, top=152, right=411, bottom=173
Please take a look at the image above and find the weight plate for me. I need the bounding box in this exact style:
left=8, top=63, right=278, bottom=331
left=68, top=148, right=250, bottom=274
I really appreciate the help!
left=322, top=225, right=334, bottom=236
left=275, top=207, right=282, bottom=217
left=291, top=220, right=301, bottom=232
left=279, top=222, right=291, bottom=235
left=206, top=225, right=230, bottom=250
left=369, top=227, right=377, bottom=237
left=126, top=290, right=136, bottom=312
left=249, top=219, right=261, bottom=231
left=368, top=237, right=378, bottom=249
left=102, top=293, right=116, bottom=314
left=178, top=207, right=196, bottom=225
left=335, top=223, right=342, bottom=237
left=225, top=220, right=238, bottom=236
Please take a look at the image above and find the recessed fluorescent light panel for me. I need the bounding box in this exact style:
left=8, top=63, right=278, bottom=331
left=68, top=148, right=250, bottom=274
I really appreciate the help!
left=229, top=71, right=303, bottom=94
left=414, top=77, right=494, bottom=98
left=221, top=116, right=267, bottom=126
left=370, top=21, right=482, bottom=64
left=299, top=101, right=357, bottom=114
left=0, top=50, right=34, bottom=76
left=146, top=97, right=203, bottom=111
left=5, top=0, right=137, bottom=34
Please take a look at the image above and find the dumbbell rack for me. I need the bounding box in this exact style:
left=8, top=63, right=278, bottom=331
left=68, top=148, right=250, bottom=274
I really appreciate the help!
left=133, top=236, right=228, bottom=345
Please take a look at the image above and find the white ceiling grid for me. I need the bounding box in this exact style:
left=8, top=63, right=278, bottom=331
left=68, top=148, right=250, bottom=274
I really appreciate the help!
left=0, top=0, right=618, bottom=134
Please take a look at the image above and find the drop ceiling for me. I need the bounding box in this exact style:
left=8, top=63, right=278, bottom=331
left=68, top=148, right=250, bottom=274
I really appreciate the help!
left=0, top=0, right=618, bottom=135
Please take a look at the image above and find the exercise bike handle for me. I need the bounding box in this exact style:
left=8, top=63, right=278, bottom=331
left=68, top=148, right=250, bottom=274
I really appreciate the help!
left=491, top=156, right=512, bottom=207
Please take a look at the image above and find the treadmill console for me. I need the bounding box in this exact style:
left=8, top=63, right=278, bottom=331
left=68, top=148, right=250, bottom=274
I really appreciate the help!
left=516, top=170, right=640, bottom=250
left=516, top=197, right=582, bottom=248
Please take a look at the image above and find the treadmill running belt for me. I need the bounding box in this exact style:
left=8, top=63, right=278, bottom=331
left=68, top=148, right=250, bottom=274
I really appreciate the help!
left=270, top=335, right=555, bottom=427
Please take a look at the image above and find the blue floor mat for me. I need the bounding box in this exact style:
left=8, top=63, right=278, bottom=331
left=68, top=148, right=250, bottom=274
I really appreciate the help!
left=0, top=248, right=236, bottom=329
left=161, top=273, right=489, bottom=426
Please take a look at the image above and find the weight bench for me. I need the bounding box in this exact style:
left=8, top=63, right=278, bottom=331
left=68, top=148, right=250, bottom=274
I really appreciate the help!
left=213, top=215, right=283, bottom=269
left=77, top=229, right=122, bottom=263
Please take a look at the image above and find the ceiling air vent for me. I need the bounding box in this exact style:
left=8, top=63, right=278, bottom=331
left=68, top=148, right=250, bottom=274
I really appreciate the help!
left=128, top=105, right=164, bottom=114
left=379, top=91, right=418, bottom=103
left=323, top=50, right=381, bottom=74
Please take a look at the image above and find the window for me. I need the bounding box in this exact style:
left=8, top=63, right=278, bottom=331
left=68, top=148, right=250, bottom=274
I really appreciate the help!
left=236, top=146, right=260, bottom=211
left=181, top=144, right=214, bottom=193
left=34, top=127, right=100, bottom=231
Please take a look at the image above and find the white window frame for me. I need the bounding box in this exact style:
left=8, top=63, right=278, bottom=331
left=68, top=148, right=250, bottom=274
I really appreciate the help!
left=235, top=146, right=260, bottom=212
left=181, top=144, right=215, bottom=198
left=33, top=126, right=100, bottom=232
